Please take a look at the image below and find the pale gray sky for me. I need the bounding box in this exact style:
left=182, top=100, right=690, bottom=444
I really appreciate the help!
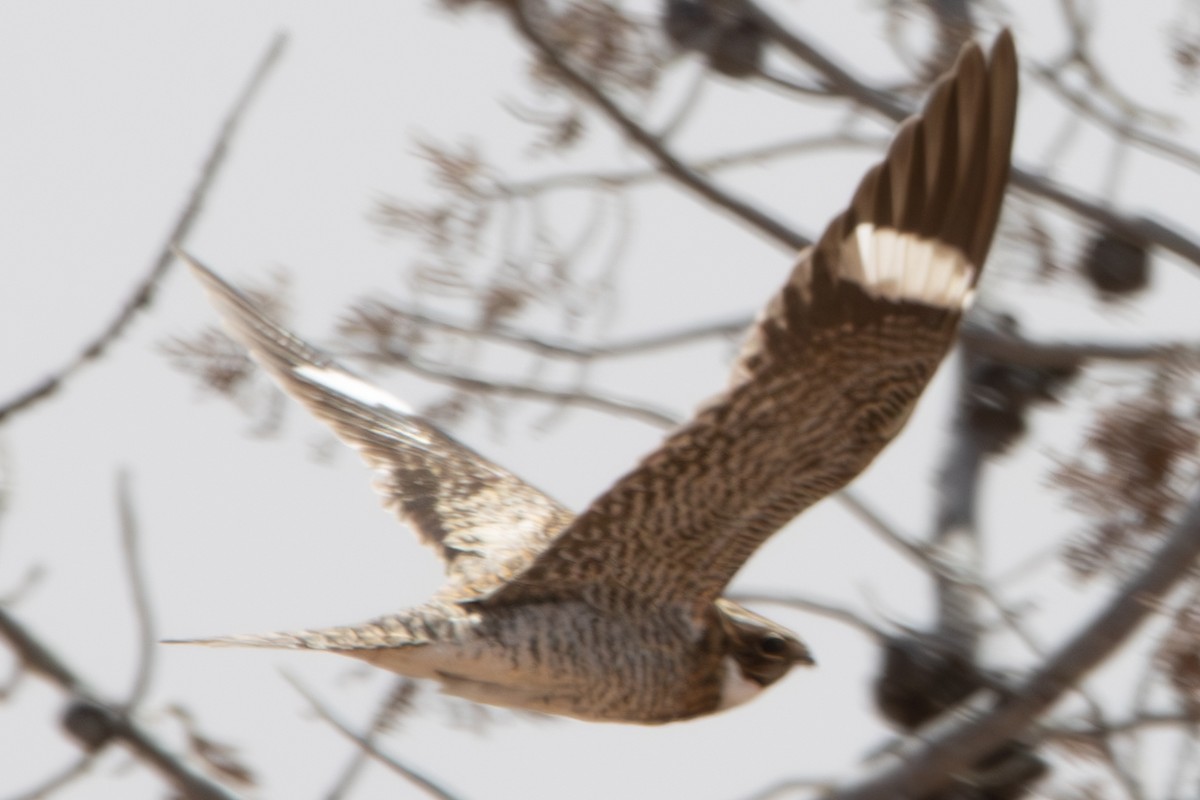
left=2, top=2, right=1198, bottom=798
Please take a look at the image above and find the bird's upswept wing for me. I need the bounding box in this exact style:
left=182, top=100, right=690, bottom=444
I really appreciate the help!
left=179, top=252, right=574, bottom=597
left=482, top=32, right=1018, bottom=611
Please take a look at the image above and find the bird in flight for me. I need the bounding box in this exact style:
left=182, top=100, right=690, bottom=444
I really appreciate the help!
left=171, top=31, right=1017, bottom=724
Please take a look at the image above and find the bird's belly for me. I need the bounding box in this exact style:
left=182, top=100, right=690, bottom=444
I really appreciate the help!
left=429, top=604, right=720, bottom=724
left=357, top=602, right=719, bottom=723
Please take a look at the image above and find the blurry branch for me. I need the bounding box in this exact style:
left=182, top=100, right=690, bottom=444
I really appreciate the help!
left=493, top=132, right=884, bottom=199
left=832, top=484, right=1200, bottom=800
left=0, top=470, right=243, bottom=799
left=1020, top=177, right=1200, bottom=268
left=736, top=0, right=1200, bottom=269
left=116, top=471, right=157, bottom=710
left=0, top=607, right=240, bottom=800
left=731, top=592, right=886, bottom=643
left=9, top=755, right=98, bottom=800
left=343, top=303, right=750, bottom=362
left=285, top=673, right=462, bottom=800
left=509, top=0, right=809, bottom=251
left=0, top=32, right=288, bottom=426
left=742, top=2, right=907, bottom=112
left=928, top=368, right=988, bottom=653
left=757, top=69, right=834, bottom=97
left=324, top=678, right=419, bottom=800
left=976, top=582, right=1146, bottom=796
left=165, top=706, right=257, bottom=791
left=656, top=62, right=707, bottom=139
left=1046, top=712, right=1200, bottom=742
left=355, top=347, right=683, bottom=428
left=961, top=326, right=1196, bottom=369
left=343, top=306, right=1189, bottom=448
left=835, top=490, right=928, bottom=569
left=340, top=297, right=1193, bottom=438
left=1029, top=63, right=1200, bottom=173
left=0, top=565, right=44, bottom=607
left=1051, top=0, right=1173, bottom=124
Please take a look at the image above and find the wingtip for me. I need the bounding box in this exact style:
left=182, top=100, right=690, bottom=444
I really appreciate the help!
left=993, top=27, right=1016, bottom=56
left=171, top=247, right=222, bottom=286
left=170, top=244, right=202, bottom=272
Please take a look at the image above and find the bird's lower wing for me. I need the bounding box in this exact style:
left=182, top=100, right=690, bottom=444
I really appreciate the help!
left=179, top=252, right=574, bottom=597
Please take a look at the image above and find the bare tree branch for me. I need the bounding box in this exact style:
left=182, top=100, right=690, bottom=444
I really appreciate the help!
left=835, top=490, right=928, bottom=569
left=284, top=673, right=463, bottom=800
left=0, top=607, right=241, bottom=800
left=494, top=132, right=885, bottom=199
left=8, top=754, right=100, bottom=800
left=975, top=580, right=1147, bottom=796
left=832, top=484, right=1200, bottom=799
left=1029, top=63, right=1200, bottom=173
left=1046, top=712, right=1200, bottom=741
left=343, top=303, right=751, bottom=362
left=509, top=1, right=810, bottom=251
left=357, top=347, right=683, bottom=428
left=323, top=678, right=419, bottom=800
left=0, top=32, right=288, bottom=426
left=961, top=325, right=1196, bottom=368
left=738, top=0, right=1200, bottom=269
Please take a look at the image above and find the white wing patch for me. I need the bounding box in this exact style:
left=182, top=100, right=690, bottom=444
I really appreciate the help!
left=294, top=364, right=416, bottom=416
left=849, top=223, right=978, bottom=310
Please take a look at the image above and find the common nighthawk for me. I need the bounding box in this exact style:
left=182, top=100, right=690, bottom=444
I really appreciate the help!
left=171, top=31, right=1017, bottom=724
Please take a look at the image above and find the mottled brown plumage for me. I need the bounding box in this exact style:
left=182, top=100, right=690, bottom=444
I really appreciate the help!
left=170, top=31, right=1017, bottom=724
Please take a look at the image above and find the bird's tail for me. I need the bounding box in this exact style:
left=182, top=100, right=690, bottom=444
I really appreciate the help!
left=163, top=630, right=327, bottom=650
left=164, top=610, right=446, bottom=652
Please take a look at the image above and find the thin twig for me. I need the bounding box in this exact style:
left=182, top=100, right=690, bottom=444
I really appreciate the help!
left=284, top=673, right=463, bottom=800
left=116, top=470, right=157, bottom=710
left=0, top=32, right=288, bottom=425
left=324, top=678, right=418, bottom=800
left=361, top=347, right=683, bottom=429
left=835, top=490, right=928, bottom=569
left=344, top=306, right=751, bottom=362
left=1045, top=712, right=1200, bottom=741
left=928, top=366, right=987, bottom=655
left=8, top=755, right=99, bottom=800
left=731, top=592, right=886, bottom=642
left=494, top=132, right=882, bottom=200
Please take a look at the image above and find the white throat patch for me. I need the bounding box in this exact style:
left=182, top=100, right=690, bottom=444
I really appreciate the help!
left=717, top=655, right=763, bottom=711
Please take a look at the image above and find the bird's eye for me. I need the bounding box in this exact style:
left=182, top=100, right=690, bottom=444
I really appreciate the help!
left=759, top=633, right=788, bottom=657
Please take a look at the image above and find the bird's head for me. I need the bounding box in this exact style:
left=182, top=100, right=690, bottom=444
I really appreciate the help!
left=712, top=598, right=814, bottom=710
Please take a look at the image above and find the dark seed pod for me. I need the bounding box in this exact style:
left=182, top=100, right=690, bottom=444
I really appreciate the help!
left=663, top=0, right=714, bottom=51
left=708, top=19, right=765, bottom=77
left=1081, top=229, right=1149, bottom=299
left=62, top=700, right=118, bottom=752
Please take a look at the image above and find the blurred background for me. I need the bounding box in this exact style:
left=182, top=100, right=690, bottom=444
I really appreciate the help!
left=3, top=2, right=1200, bottom=798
